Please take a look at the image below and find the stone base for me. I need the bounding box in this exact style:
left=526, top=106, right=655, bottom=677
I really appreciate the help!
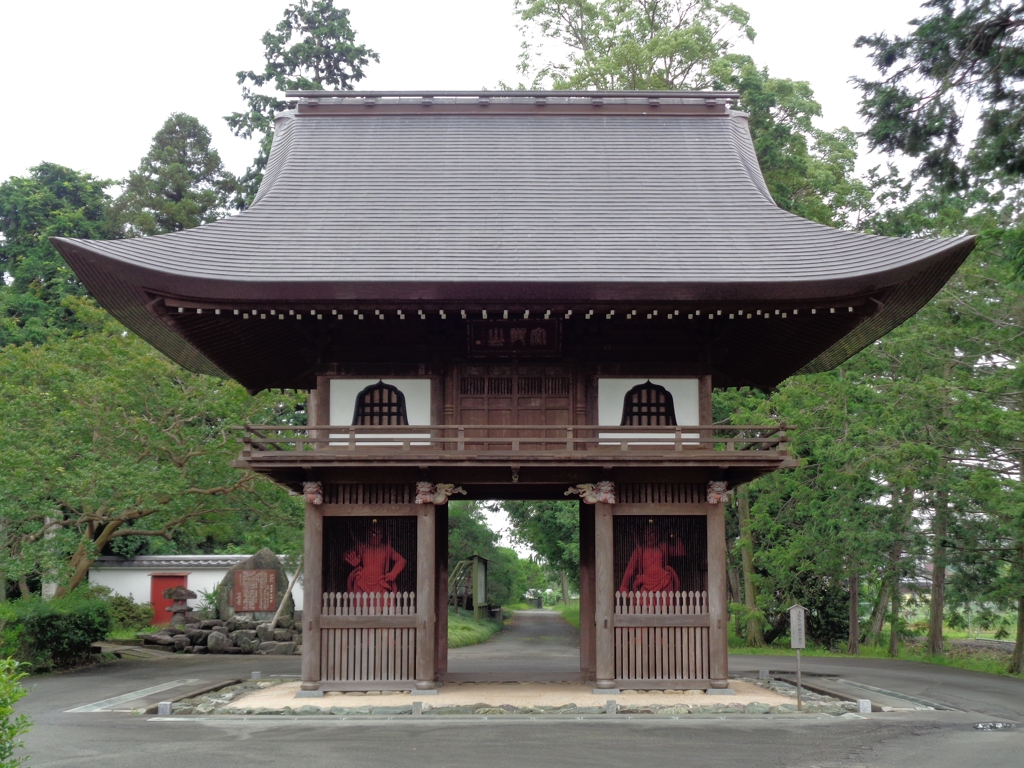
left=593, top=688, right=620, bottom=695
left=294, top=690, right=324, bottom=698
left=705, top=688, right=736, bottom=695
left=409, top=689, right=438, bottom=696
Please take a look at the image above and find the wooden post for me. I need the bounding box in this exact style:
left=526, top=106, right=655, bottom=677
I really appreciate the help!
left=435, top=503, right=449, bottom=680
left=300, top=498, right=323, bottom=690
left=706, top=502, right=729, bottom=687
left=578, top=503, right=596, bottom=677
left=416, top=504, right=437, bottom=689
left=594, top=501, right=615, bottom=688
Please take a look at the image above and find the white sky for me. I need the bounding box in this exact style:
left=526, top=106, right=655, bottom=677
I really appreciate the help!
left=0, top=0, right=926, bottom=184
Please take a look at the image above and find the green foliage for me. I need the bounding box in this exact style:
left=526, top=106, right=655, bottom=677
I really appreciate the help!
left=0, top=163, right=119, bottom=345
left=447, top=502, right=546, bottom=606
left=106, top=595, right=153, bottom=632
left=0, top=312, right=304, bottom=595
left=0, top=659, right=31, bottom=768
left=446, top=610, right=503, bottom=648
left=226, top=0, right=378, bottom=205
left=0, top=595, right=111, bottom=670
left=856, top=0, right=1024, bottom=190
left=499, top=500, right=580, bottom=585
left=554, top=600, right=580, bottom=629
left=114, top=113, right=237, bottom=236
left=513, top=0, right=870, bottom=226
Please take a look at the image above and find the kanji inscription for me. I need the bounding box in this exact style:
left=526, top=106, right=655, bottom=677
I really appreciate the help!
left=468, top=320, right=560, bottom=357
left=232, top=569, right=277, bottom=612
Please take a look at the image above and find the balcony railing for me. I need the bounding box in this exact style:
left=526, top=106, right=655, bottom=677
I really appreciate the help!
left=238, top=424, right=790, bottom=457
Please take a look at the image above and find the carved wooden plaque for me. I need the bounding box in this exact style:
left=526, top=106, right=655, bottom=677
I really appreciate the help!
left=232, top=569, right=277, bottom=612
left=468, top=320, right=560, bottom=357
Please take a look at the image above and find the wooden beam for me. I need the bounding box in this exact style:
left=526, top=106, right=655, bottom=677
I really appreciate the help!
left=612, top=614, right=711, bottom=628
left=300, top=499, right=323, bottom=690
left=415, top=505, right=437, bottom=689
left=612, top=503, right=710, bottom=516
left=320, top=615, right=417, bottom=629
left=594, top=501, right=615, bottom=688
left=707, top=502, right=729, bottom=687
left=321, top=504, right=420, bottom=516
left=578, top=502, right=596, bottom=677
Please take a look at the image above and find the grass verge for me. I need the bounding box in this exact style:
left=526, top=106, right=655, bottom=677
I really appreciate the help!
left=554, top=601, right=580, bottom=629
left=447, top=610, right=504, bottom=648
left=729, top=633, right=1024, bottom=679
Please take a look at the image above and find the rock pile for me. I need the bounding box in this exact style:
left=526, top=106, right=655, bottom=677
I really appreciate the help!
left=139, top=617, right=302, bottom=655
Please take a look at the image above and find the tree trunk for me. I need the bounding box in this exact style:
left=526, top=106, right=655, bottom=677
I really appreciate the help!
left=888, top=571, right=900, bottom=658
left=927, top=493, right=949, bottom=655
left=560, top=570, right=570, bottom=605
left=1010, top=595, right=1024, bottom=675
left=18, top=580, right=30, bottom=599
left=865, top=578, right=891, bottom=646
left=727, top=563, right=742, bottom=637
left=736, top=485, right=764, bottom=646
left=847, top=572, right=860, bottom=655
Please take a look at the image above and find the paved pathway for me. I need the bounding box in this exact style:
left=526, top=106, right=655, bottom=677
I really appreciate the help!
left=446, top=609, right=582, bottom=681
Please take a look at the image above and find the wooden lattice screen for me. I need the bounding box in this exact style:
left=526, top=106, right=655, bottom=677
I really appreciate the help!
left=352, top=381, right=409, bottom=425
left=620, top=381, right=677, bottom=426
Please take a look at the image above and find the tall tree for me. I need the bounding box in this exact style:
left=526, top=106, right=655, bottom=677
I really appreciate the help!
left=856, top=0, right=1024, bottom=191
left=0, top=163, right=119, bottom=345
left=514, top=0, right=870, bottom=226
left=226, top=0, right=378, bottom=206
left=115, top=113, right=236, bottom=236
left=499, top=500, right=580, bottom=603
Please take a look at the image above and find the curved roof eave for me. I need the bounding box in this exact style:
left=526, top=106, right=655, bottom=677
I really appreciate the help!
left=50, top=97, right=976, bottom=387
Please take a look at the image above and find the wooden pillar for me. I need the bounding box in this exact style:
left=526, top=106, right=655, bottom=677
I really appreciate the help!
left=435, top=503, right=449, bottom=680
left=594, top=501, right=615, bottom=688
left=578, top=502, right=596, bottom=677
left=416, top=504, right=437, bottom=689
left=299, top=499, right=323, bottom=690
left=707, top=502, right=729, bottom=687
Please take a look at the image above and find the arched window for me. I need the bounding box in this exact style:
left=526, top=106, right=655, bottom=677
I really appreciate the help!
left=352, top=381, right=409, bottom=426
left=620, top=381, right=677, bottom=426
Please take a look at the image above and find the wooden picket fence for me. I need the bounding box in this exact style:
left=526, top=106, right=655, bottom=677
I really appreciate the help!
left=614, top=590, right=710, bottom=681
left=320, top=591, right=417, bottom=683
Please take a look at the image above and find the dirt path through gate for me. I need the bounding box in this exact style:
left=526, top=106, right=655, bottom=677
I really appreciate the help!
left=446, top=609, right=582, bottom=682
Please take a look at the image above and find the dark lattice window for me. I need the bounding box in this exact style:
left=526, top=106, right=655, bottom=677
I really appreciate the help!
left=620, top=381, right=677, bottom=426
left=352, top=381, right=409, bottom=425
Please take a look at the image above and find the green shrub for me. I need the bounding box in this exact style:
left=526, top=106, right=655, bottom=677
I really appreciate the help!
left=0, top=596, right=111, bottom=670
left=0, top=659, right=30, bottom=768
left=107, top=596, right=153, bottom=631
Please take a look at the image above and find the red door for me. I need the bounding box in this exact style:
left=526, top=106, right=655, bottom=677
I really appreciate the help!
left=150, top=574, right=188, bottom=626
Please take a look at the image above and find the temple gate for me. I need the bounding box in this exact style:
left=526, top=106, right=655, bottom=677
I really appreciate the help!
left=54, top=90, right=975, bottom=693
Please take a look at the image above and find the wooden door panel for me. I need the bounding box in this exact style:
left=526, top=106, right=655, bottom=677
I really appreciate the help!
left=456, top=362, right=575, bottom=450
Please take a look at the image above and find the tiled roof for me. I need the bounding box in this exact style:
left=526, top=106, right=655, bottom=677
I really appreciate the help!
left=50, top=92, right=973, bottom=390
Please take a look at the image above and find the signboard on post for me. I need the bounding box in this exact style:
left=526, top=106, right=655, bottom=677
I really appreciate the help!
left=789, top=603, right=806, bottom=710
left=789, top=604, right=806, bottom=649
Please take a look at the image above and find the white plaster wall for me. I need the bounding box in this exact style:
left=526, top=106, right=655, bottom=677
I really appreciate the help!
left=597, top=378, right=700, bottom=444
left=329, top=379, right=431, bottom=425
left=329, top=378, right=432, bottom=445
left=89, top=568, right=304, bottom=607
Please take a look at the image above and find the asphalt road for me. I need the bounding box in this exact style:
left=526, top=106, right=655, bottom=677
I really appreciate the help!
left=446, top=609, right=580, bottom=679
left=16, top=622, right=1024, bottom=768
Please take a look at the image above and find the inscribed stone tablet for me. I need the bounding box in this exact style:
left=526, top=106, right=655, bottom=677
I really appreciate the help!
left=232, top=569, right=277, bottom=612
